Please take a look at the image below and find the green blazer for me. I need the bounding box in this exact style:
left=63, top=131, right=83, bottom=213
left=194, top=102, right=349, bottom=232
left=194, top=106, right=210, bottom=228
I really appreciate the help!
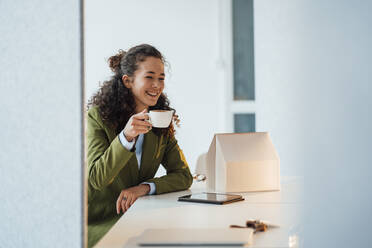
left=86, top=106, right=193, bottom=222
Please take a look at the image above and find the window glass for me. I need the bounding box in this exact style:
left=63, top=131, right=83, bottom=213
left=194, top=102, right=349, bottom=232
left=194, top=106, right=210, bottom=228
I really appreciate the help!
left=233, top=0, right=255, bottom=100
left=234, top=113, right=255, bottom=132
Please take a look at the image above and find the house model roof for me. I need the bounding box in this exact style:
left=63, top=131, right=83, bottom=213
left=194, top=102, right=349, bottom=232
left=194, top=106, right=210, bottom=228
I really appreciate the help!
left=214, top=132, right=279, bottom=162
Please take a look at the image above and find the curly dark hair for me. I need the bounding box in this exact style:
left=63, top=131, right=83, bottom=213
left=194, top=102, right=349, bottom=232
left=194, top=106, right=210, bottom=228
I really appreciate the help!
left=87, top=44, right=175, bottom=137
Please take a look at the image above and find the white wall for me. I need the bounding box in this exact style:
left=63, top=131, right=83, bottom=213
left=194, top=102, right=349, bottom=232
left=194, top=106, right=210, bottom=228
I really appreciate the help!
left=0, top=0, right=83, bottom=247
left=254, top=1, right=306, bottom=176
left=85, top=0, right=221, bottom=174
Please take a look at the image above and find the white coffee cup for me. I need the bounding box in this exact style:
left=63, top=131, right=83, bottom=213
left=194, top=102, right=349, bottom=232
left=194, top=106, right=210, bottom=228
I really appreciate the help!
left=148, top=110, right=174, bottom=128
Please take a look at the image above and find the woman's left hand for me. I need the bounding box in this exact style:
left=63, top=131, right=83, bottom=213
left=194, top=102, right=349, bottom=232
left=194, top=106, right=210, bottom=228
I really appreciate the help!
left=116, top=184, right=150, bottom=214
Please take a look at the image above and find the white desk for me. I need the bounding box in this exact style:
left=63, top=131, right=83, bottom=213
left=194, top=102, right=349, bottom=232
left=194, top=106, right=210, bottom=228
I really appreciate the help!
left=95, top=177, right=303, bottom=248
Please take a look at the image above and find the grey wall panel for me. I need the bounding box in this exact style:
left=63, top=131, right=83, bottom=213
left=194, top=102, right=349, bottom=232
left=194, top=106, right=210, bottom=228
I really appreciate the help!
left=0, top=0, right=83, bottom=247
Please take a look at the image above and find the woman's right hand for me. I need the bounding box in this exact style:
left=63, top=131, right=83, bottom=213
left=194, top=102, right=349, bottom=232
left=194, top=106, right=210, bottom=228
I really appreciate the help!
left=116, top=184, right=150, bottom=214
left=123, top=109, right=152, bottom=142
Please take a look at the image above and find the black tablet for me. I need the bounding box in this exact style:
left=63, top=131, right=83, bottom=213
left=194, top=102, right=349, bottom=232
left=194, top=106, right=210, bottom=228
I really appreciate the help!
left=178, top=193, right=244, bottom=205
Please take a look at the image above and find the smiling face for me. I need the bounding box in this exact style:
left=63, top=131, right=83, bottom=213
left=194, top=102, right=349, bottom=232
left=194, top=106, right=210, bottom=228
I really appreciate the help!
left=122, top=56, right=165, bottom=113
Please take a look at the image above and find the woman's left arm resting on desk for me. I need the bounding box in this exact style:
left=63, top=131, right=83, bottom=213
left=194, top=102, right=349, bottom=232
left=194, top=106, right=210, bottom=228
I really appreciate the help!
left=146, top=136, right=193, bottom=194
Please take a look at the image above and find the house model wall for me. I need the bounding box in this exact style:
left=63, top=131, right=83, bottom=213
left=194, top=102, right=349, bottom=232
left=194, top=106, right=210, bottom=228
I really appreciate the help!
left=206, top=132, right=280, bottom=192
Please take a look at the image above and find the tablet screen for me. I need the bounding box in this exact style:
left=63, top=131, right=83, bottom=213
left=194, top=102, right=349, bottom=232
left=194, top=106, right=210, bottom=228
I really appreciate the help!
left=178, top=193, right=243, bottom=204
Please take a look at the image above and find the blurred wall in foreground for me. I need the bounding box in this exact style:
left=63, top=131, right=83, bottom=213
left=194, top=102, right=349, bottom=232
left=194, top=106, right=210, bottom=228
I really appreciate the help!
left=0, top=0, right=83, bottom=247
left=299, top=0, right=372, bottom=247
left=258, top=1, right=372, bottom=246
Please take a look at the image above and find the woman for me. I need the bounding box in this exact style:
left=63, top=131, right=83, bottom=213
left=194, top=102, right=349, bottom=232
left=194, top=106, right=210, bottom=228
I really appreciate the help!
left=86, top=44, right=193, bottom=247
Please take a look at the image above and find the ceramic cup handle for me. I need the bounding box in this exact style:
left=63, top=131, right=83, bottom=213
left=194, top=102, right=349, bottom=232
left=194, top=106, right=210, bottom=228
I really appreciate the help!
left=144, top=113, right=152, bottom=125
